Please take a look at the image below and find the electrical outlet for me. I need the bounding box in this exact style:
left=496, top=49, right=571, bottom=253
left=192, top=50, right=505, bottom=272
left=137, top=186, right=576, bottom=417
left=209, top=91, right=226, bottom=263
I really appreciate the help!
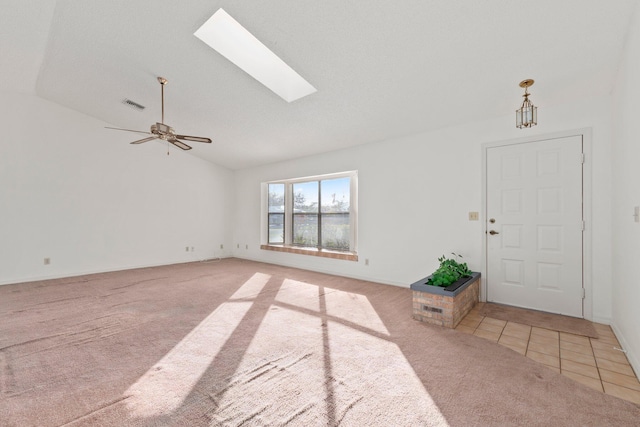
left=44, top=257, right=50, bottom=265
left=245, top=244, right=248, bottom=249
left=365, top=258, right=369, bottom=266
left=191, top=246, right=195, bottom=252
left=469, top=212, right=479, bottom=221
left=185, top=246, right=189, bottom=252
left=220, top=244, right=224, bottom=249
left=237, top=244, right=240, bottom=249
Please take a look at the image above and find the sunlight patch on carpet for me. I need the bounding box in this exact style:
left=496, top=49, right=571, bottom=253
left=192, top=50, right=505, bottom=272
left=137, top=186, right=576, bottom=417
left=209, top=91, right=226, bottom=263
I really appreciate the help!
left=275, top=279, right=321, bottom=312
left=325, top=320, right=448, bottom=426
left=325, top=288, right=390, bottom=336
left=208, top=307, right=327, bottom=425
left=276, top=280, right=390, bottom=336
left=206, top=280, right=448, bottom=426
left=124, top=272, right=271, bottom=417
left=122, top=274, right=448, bottom=425
left=228, top=272, right=273, bottom=300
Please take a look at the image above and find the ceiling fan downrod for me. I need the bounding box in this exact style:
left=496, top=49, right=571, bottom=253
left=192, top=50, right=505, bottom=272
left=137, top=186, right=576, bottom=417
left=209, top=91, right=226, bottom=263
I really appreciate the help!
left=158, top=76, right=167, bottom=124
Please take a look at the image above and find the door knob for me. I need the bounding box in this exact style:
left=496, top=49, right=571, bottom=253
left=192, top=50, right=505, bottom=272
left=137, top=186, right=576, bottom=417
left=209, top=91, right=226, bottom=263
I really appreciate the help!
left=489, top=230, right=500, bottom=235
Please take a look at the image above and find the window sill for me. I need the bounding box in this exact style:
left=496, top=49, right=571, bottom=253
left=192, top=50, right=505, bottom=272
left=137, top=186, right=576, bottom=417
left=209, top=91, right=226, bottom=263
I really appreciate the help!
left=260, top=245, right=358, bottom=262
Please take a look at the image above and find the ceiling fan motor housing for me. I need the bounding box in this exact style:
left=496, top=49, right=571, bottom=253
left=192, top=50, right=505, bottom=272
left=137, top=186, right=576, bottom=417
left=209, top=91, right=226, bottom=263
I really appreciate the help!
left=151, top=122, right=176, bottom=140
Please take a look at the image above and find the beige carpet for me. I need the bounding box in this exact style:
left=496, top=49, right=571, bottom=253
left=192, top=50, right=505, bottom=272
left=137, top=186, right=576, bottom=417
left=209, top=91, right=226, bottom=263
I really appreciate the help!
left=478, top=302, right=599, bottom=338
left=1, top=258, right=638, bottom=426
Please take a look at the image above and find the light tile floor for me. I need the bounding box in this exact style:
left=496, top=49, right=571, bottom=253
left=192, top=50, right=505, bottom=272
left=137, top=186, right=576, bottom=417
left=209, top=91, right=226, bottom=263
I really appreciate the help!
left=456, top=303, right=640, bottom=405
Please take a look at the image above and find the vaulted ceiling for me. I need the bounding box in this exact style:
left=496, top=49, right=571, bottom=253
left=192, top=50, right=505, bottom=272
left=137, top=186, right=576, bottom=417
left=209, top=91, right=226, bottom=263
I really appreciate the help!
left=3, top=0, right=638, bottom=169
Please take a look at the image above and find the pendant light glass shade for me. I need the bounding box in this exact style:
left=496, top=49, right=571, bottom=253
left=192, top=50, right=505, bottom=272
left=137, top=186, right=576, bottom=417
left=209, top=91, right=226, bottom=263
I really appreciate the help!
left=516, top=79, right=537, bottom=129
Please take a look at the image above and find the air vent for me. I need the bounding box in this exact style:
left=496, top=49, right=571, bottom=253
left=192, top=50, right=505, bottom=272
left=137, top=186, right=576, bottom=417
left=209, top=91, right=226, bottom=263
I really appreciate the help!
left=122, top=98, right=145, bottom=111
left=422, top=305, right=443, bottom=314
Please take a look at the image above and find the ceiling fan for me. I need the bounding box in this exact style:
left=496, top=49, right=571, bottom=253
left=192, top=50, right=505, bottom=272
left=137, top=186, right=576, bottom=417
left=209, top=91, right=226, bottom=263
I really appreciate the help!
left=106, top=77, right=212, bottom=151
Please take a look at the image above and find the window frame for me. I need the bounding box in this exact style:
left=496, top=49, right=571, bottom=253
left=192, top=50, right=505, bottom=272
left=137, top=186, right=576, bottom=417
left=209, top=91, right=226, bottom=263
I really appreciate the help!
left=267, top=183, right=285, bottom=245
left=261, top=171, right=358, bottom=261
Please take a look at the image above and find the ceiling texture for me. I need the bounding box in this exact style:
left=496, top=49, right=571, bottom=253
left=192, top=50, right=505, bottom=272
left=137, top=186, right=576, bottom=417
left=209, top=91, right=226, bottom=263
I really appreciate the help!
left=3, top=0, right=638, bottom=170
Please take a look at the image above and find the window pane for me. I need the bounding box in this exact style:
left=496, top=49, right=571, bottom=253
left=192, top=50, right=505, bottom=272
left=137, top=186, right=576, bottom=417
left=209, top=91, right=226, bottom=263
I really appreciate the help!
left=321, top=177, right=350, bottom=213
left=268, top=183, right=284, bottom=213
left=321, top=213, right=350, bottom=250
left=293, top=214, right=318, bottom=247
left=268, top=213, right=284, bottom=244
left=293, top=181, right=318, bottom=213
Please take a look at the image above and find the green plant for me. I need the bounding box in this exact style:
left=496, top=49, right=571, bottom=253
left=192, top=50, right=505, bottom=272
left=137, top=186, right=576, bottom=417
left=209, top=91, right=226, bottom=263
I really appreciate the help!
left=427, top=253, right=472, bottom=287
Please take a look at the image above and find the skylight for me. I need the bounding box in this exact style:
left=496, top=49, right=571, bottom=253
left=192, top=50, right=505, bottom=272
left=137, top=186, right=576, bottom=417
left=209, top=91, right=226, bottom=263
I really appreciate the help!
left=194, top=8, right=317, bottom=103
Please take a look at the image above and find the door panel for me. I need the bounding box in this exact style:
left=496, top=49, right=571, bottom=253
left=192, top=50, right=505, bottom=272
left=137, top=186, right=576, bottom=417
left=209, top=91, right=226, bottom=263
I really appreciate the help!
left=486, top=135, right=583, bottom=317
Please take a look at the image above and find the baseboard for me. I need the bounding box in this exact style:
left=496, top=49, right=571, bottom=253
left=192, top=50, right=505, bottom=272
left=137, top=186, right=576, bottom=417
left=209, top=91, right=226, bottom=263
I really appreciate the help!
left=610, top=323, right=640, bottom=378
left=0, top=255, right=231, bottom=286
left=590, top=315, right=612, bottom=325
left=232, top=254, right=409, bottom=289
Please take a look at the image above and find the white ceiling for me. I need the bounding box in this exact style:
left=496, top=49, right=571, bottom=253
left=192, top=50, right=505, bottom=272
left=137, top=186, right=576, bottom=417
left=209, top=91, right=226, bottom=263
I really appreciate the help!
left=2, top=0, right=638, bottom=170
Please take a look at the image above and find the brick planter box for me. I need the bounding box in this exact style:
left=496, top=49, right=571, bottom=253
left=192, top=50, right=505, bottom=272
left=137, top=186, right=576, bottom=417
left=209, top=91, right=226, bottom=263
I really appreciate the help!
left=410, top=272, right=481, bottom=328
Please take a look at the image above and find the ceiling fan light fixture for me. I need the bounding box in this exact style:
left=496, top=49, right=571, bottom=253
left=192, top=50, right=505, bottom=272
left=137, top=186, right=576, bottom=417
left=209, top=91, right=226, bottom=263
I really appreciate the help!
left=516, top=79, right=537, bottom=129
left=194, top=8, right=317, bottom=103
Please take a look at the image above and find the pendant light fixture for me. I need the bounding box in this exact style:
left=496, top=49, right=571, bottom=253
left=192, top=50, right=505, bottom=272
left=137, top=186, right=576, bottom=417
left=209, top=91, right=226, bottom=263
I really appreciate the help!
left=516, top=79, right=537, bottom=129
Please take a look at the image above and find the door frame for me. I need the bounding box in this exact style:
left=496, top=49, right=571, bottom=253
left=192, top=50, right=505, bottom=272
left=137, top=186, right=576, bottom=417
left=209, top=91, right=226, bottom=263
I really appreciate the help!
left=481, top=128, right=593, bottom=320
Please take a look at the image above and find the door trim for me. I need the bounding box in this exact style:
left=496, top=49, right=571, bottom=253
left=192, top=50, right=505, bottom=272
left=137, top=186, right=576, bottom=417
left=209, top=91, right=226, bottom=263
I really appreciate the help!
left=481, top=128, right=593, bottom=320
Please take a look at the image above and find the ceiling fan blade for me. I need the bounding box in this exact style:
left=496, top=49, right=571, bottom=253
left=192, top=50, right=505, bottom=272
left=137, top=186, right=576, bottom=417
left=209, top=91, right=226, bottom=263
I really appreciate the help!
left=130, top=136, right=159, bottom=145
left=168, top=138, right=192, bottom=150
left=105, top=126, right=152, bottom=135
left=175, top=134, right=212, bottom=143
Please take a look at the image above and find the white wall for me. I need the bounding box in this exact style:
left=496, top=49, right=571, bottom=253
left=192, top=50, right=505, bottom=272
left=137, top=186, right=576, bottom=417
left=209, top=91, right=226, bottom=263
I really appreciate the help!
left=0, top=91, right=234, bottom=285
left=1, top=68, right=626, bottom=366
left=611, top=4, right=640, bottom=375
left=234, top=95, right=613, bottom=323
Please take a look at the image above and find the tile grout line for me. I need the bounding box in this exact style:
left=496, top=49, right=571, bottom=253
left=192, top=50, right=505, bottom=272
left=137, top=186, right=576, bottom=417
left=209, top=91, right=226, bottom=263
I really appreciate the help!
left=524, top=324, right=532, bottom=356
left=474, top=315, right=484, bottom=334
left=497, top=320, right=505, bottom=343
left=588, top=336, right=605, bottom=392
left=558, top=335, right=563, bottom=375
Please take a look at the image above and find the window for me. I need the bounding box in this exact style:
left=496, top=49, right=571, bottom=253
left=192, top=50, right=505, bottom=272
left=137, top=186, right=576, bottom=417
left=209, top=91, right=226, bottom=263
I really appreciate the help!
left=268, top=183, right=285, bottom=244
left=263, top=171, right=357, bottom=260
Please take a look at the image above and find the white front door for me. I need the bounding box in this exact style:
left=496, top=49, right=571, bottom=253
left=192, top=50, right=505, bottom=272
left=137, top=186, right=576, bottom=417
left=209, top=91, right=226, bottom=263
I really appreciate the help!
left=486, top=135, right=583, bottom=317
